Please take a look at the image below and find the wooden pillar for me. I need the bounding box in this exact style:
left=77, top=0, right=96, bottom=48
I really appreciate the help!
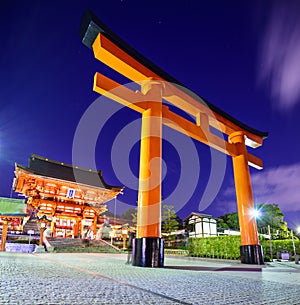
left=73, top=219, right=79, bottom=238
left=1, top=220, right=9, bottom=251
left=79, top=220, right=83, bottom=238
left=132, top=80, right=164, bottom=267
left=229, top=131, right=263, bottom=264
left=137, top=109, right=162, bottom=237
left=50, top=219, right=55, bottom=237
left=93, top=216, right=97, bottom=236
left=39, top=227, right=46, bottom=246
left=123, top=233, right=127, bottom=249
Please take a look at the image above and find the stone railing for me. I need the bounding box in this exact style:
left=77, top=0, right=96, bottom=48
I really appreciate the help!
left=164, top=249, right=189, bottom=256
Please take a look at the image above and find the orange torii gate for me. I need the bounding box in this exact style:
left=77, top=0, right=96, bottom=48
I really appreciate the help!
left=80, top=10, right=267, bottom=267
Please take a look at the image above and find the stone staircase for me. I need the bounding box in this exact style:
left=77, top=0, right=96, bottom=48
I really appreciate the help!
left=46, top=237, right=121, bottom=253
left=23, top=218, right=39, bottom=235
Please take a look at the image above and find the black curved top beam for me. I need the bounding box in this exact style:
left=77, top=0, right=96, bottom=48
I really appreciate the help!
left=80, top=9, right=268, bottom=139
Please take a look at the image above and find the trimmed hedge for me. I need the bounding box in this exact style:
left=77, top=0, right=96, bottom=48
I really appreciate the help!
left=188, top=236, right=241, bottom=260
left=261, top=239, right=300, bottom=260
left=188, top=236, right=300, bottom=261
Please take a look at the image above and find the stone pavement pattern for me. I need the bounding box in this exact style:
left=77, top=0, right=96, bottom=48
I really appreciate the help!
left=0, top=252, right=300, bottom=304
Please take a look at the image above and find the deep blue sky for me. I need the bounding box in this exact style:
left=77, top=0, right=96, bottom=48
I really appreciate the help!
left=1, top=1, right=300, bottom=230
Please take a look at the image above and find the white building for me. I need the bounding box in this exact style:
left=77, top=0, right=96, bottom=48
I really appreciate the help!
left=185, top=212, right=217, bottom=237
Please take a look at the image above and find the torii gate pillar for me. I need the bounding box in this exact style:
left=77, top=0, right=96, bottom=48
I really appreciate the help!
left=132, top=81, right=164, bottom=267
left=0, top=220, right=8, bottom=251
left=80, top=10, right=268, bottom=266
left=229, top=131, right=263, bottom=264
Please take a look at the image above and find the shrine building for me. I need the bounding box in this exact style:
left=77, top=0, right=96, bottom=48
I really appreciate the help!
left=13, top=154, right=124, bottom=239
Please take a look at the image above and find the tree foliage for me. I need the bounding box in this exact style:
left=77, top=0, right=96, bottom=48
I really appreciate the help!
left=255, top=203, right=288, bottom=239
left=218, top=212, right=239, bottom=230
left=161, top=205, right=179, bottom=233
left=256, top=203, right=287, bottom=231
left=121, top=208, right=137, bottom=224
left=217, top=203, right=288, bottom=238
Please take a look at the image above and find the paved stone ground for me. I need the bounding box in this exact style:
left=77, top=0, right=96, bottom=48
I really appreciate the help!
left=0, top=252, right=300, bottom=304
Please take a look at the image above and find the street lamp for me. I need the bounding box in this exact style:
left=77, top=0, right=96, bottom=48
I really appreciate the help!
left=291, top=229, right=299, bottom=264
left=37, top=215, right=51, bottom=247
left=249, top=207, right=272, bottom=260
left=249, top=207, right=262, bottom=219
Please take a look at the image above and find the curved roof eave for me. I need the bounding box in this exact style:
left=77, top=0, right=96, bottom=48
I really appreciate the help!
left=15, top=154, right=124, bottom=192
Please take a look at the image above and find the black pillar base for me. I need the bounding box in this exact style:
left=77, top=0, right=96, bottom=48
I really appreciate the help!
left=240, top=244, right=264, bottom=265
left=132, top=237, right=164, bottom=267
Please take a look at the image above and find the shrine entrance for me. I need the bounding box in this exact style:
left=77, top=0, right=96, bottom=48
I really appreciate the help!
left=80, top=11, right=267, bottom=266
left=13, top=154, right=123, bottom=241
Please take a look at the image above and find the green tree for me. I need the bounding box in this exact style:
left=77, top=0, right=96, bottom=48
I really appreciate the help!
left=256, top=203, right=288, bottom=239
left=217, top=203, right=288, bottom=239
left=217, top=218, right=230, bottom=229
left=121, top=208, right=137, bottom=225
left=101, top=210, right=117, bottom=218
left=161, top=205, right=179, bottom=246
left=218, top=212, right=239, bottom=230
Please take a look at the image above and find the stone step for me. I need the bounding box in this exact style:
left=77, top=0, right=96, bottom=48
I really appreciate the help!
left=23, top=219, right=39, bottom=235
left=46, top=237, right=120, bottom=253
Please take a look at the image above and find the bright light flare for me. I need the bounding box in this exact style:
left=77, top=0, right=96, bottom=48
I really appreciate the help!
left=249, top=208, right=262, bottom=219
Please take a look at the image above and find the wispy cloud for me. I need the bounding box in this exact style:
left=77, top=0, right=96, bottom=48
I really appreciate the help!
left=222, top=163, right=300, bottom=213
left=257, top=1, right=300, bottom=111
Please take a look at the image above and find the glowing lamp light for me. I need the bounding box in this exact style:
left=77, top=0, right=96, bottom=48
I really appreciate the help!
left=249, top=208, right=261, bottom=219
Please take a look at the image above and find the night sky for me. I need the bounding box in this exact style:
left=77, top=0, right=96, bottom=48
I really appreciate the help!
left=1, top=1, right=300, bottom=230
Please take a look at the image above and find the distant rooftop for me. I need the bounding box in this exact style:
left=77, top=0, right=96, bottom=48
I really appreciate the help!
left=184, top=212, right=217, bottom=222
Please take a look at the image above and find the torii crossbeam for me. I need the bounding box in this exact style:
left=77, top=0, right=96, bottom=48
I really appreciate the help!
left=80, top=10, right=268, bottom=267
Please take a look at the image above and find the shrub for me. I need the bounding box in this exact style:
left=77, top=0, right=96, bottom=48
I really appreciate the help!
left=188, top=236, right=300, bottom=261
left=188, top=236, right=241, bottom=260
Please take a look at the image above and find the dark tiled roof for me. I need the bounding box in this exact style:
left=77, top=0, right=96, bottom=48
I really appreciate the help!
left=80, top=10, right=268, bottom=139
left=20, top=154, right=123, bottom=190
left=184, top=212, right=216, bottom=222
